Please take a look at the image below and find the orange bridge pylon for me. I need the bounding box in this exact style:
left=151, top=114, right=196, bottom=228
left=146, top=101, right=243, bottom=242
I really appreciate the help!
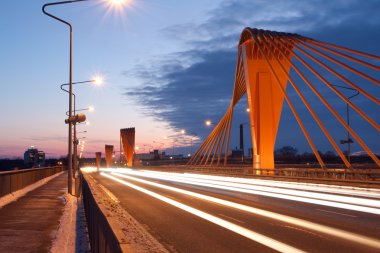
left=120, top=128, right=136, bottom=167
left=188, top=27, right=380, bottom=173
left=105, top=145, right=114, bottom=168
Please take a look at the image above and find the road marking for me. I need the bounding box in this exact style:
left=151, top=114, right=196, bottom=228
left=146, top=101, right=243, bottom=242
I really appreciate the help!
left=162, top=194, right=180, bottom=202
left=98, top=184, right=120, bottom=203
left=109, top=172, right=380, bottom=250
left=102, top=172, right=305, bottom=253
left=316, top=209, right=357, bottom=218
left=218, top=214, right=245, bottom=224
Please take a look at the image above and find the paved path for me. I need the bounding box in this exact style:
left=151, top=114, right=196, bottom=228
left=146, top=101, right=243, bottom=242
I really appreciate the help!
left=0, top=172, right=67, bottom=253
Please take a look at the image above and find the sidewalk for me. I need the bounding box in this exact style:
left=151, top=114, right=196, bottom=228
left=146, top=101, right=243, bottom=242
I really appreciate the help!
left=0, top=172, right=68, bottom=252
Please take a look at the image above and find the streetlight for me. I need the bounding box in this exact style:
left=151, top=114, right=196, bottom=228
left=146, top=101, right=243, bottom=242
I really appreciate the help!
left=64, top=99, right=94, bottom=180
left=112, top=150, right=124, bottom=165
left=61, top=80, right=99, bottom=117
left=153, top=141, right=164, bottom=159
left=61, top=81, right=96, bottom=176
left=331, top=84, right=359, bottom=163
left=143, top=144, right=154, bottom=153
left=205, top=120, right=213, bottom=127
left=78, top=136, right=86, bottom=159
left=66, top=106, right=95, bottom=116
left=183, top=131, right=198, bottom=157
left=42, top=0, right=124, bottom=195
left=166, top=129, right=187, bottom=157
left=153, top=141, right=164, bottom=149
left=239, top=122, right=250, bottom=164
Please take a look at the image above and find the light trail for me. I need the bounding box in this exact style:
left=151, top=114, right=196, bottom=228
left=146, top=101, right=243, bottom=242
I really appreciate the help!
left=101, top=172, right=305, bottom=253
left=143, top=171, right=380, bottom=207
left=149, top=170, right=380, bottom=198
left=98, top=167, right=380, bottom=198
left=181, top=173, right=380, bottom=198
left=109, top=171, right=380, bottom=250
left=108, top=169, right=380, bottom=214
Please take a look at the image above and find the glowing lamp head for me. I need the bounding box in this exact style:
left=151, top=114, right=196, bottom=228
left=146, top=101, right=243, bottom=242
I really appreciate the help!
left=85, top=121, right=91, bottom=126
left=246, top=108, right=251, bottom=112
left=180, top=129, right=186, bottom=134
left=88, top=106, right=95, bottom=112
left=109, top=0, right=128, bottom=8
left=205, top=120, right=212, bottom=126
left=93, top=76, right=104, bottom=86
left=135, top=146, right=140, bottom=151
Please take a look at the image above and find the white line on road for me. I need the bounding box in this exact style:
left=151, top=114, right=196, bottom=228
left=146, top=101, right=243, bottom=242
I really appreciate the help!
left=218, top=214, right=245, bottom=224
left=316, top=209, right=357, bottom=218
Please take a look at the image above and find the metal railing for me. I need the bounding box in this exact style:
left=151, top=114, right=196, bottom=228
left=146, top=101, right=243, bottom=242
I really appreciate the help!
left=0, top=166, right=64, bottom=198
left=82, top=176, right=128, bottom=253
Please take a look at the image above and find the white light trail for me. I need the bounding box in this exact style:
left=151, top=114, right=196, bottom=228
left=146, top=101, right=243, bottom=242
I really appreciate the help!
left=81, top=167, right=98, bottom=173
left=98, top=168, right=380, bottom=198
left=110, top=169, right=380, bottom=215
left=110, top=172, right=380, bottom=250
left=101, top=172, right=305, bottom=253
left=150, top=170, right=380, bottom=198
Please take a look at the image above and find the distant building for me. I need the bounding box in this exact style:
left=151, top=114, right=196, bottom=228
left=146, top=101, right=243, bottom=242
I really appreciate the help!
left=24, top=146, right=45, bottom=167
left=231, top=149, right=243, bottom=158
left=136, top=152, right=154, bottom=160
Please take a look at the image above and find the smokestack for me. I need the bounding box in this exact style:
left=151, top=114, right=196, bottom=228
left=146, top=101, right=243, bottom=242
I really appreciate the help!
left=240, top=123, right=244, bottom=151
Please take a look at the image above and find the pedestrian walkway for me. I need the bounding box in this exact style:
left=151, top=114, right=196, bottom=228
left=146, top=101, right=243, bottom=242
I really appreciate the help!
left=0, top=172, right=67, bottom=253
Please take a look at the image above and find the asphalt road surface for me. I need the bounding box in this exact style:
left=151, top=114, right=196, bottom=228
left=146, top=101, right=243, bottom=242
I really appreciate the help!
left=90, top=169, right=380, bottom=253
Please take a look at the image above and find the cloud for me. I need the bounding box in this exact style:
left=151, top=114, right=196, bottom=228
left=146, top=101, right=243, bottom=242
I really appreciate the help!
left=123, top=0, right=380, bottom=152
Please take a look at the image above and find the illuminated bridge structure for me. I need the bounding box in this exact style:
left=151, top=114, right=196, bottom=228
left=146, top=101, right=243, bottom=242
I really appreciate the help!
left=188, top=27, right=379, bottom=172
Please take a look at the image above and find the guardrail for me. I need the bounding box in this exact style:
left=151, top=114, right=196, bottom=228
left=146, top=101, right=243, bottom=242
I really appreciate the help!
left=82, top=175, right=128, bottom=253
left=0, top=166, right=64, bottom=198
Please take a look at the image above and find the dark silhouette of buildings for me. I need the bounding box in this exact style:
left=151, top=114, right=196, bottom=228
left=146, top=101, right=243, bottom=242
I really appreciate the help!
left=24, top=146, right=45, bottom=167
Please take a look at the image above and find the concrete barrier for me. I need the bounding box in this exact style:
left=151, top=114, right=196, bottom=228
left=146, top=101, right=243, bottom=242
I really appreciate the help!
left=0, top=166, right=64, bottom=198
left=82, top=175, right=130, bottom=253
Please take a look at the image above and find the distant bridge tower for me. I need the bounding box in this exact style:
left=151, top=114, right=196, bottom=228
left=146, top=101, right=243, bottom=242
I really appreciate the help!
left=105, top=145, right=114, bottom=168
left=188, top=27, right=380, bottom=173
left=120, top=128, right=136, bottom=167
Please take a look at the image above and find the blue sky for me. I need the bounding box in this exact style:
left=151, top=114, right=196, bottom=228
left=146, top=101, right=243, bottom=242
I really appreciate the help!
left=0, top=0, right=379, bottom=158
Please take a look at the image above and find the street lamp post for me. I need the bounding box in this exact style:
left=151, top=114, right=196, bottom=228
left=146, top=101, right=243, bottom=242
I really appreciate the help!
left=43, top=0, right=124, bottom=194
left=43, top=1, right=91, bottom=194
left=61, top=80, right=96, bottom=181
left=331, top=85, right=359, bottom=163
left=239, top=122, right=250, bottom=164
left=186, top=132, right=198, bottom=157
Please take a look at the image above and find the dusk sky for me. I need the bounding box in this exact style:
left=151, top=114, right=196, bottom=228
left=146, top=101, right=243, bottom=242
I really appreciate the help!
left=0, top=0, right=379, bottom=158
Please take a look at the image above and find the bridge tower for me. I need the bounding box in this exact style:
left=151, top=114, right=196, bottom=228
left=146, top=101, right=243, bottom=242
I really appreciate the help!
left=188, top=27, right=380, bottom=173
left=241, top=35, right=293, bottom=171
left=120, top=128, right=136, bottom=167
